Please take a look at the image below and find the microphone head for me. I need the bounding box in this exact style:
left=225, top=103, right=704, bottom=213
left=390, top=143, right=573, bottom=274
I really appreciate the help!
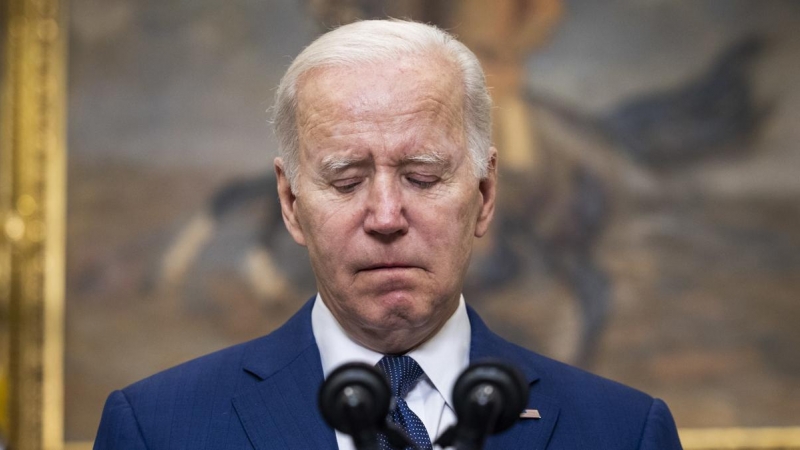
left=451, top=361, right=529, bottom=434
left=318, top=362, right=392, bottom=435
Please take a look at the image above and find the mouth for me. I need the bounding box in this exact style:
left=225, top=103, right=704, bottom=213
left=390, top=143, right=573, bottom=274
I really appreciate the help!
left=359, top=263, right=419, bottom=272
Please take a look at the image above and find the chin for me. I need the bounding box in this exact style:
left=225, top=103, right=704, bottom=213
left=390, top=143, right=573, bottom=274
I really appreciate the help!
left=376, top=289, right=432, bottom=313
left=376, top=302, right=445, bottom=336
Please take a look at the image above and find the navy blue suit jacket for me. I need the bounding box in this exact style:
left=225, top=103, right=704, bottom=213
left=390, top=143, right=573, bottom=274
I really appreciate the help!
left=95, top=299, right=682, bottom=449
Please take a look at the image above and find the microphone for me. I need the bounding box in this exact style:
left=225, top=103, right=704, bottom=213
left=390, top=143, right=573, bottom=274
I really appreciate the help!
left=318, top=362, right=414, bottom=450
left=435, top=361, right=529, bottom=450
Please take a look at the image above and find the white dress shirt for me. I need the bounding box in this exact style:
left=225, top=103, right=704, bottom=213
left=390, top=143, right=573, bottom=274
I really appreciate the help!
left=312, top=294, right=471, bottom=450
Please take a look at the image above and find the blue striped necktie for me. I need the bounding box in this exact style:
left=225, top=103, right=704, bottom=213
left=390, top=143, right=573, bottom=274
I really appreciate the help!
left=376, top=355, right=433, bottom=450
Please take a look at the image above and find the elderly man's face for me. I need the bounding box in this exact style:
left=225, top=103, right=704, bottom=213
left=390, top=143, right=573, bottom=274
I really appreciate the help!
left=275, top=54, right=496, bottom=353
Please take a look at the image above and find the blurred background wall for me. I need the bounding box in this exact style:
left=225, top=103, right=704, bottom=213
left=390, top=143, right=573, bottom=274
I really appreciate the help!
left=62, top=0, right=800, bottom=441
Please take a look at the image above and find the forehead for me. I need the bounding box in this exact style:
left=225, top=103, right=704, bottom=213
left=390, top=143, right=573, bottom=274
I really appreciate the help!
left=294, top=53, right=465, bottom=148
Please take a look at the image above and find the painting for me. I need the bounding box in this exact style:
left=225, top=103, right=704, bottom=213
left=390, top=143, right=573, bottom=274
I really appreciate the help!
left=53, top=0, right=800, bottom=445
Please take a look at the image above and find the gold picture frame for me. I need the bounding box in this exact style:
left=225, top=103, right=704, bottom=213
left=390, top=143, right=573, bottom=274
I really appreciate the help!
left=1, top=0, right=66, bottom=448
left=1, top=0, right=798, bottom=449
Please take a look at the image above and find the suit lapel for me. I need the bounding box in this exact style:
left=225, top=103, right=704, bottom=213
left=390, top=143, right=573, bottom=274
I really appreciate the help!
left=468, top=306, right=561, bottom=450
left=232, top=299, right=336, bottom=450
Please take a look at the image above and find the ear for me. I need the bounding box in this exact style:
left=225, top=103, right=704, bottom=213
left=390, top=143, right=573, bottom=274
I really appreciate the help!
left=274, top=157, right=307, bottom=246
left=474, top=147, right=497, bottom=238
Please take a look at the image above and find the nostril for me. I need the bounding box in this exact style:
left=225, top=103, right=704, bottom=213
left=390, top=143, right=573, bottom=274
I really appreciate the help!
left=364, top=208, right=409, bottom=236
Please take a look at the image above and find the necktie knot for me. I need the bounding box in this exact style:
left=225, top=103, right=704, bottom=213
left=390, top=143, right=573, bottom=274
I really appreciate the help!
left=376, top=355, right=425, bottom=399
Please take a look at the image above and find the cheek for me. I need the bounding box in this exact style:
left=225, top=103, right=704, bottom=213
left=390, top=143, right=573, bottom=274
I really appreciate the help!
left=453, top=195, right=482, bottom=254
left=298, top=198, right=358, bottom=255
left=449, top=188, right=480, bottom=226
left=420, top=193, right=479, bottom=252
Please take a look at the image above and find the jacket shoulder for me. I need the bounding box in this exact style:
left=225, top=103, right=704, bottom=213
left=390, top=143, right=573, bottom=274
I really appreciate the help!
left=512, top=345, right=679, bottom=448
left=470, top=312, right=677, bottom=448
left=104, top=300, right=318, bottom=449
left=123, top=337, right=254, bottom=401
left=529, top=349, right=652, bottom=405
left=121, top=298, right=316, bottom=406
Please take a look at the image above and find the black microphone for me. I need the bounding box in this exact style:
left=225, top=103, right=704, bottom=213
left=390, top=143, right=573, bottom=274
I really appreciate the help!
left=435, top=361, right=529, bottom=450
left=318, top=363, right=390, bottom=450
left=318, top=362, right=415, bottom=450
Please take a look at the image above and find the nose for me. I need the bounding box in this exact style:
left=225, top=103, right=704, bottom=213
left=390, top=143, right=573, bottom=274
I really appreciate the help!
left=363, top=176, right=409, bottom=237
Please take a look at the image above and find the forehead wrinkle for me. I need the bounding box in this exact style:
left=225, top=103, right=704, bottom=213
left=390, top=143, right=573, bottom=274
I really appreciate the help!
left=295, top=55, right=468, bottom=173
left=299, top=68, right=463, bottom=129
left=299, top=57, right=462, bottom=116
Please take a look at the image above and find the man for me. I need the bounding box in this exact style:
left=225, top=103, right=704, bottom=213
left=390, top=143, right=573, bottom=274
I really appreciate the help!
left=95, top=20, right=682, bottom=449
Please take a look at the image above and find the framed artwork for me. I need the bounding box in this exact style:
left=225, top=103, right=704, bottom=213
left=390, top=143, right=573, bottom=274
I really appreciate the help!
left=2, top=0, right=799, bottom=448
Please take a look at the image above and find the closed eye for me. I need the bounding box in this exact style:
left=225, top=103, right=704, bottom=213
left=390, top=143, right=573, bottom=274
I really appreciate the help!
left=333, top=179, right=362, bottom=193
left=406, top=176, right=439, bottom=189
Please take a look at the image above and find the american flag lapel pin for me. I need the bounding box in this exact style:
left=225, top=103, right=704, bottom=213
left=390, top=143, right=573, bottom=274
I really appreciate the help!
left=520, top=409, right=541, bottom=419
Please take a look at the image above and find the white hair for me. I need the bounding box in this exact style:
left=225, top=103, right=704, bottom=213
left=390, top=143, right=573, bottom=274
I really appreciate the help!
left=272, top=19, right=493, bottom=190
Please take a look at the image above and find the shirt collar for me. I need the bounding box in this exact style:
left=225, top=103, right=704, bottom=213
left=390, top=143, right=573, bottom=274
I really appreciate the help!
left=311, top=293, right=471, bottom=409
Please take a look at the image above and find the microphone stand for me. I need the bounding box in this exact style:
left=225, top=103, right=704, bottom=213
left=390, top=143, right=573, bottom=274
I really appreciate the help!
left=338, top=387, right=416, bottom=450
left=341, top=385, right=381, bottom=450
left=318, top=363, right=416, bottom=450
left=434, top=362, right=529, bottom=450
left=436, top=383, right=502, bottom=450
left=319, top=364, right=388, bottom=450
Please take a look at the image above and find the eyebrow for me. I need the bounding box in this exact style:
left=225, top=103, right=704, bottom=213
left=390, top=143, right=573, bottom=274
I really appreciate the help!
left=318, top=150, right=451, bottom=176
left=319, top=154, right=367, bottom=176
left=400, top=151, right=449, bottom=169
